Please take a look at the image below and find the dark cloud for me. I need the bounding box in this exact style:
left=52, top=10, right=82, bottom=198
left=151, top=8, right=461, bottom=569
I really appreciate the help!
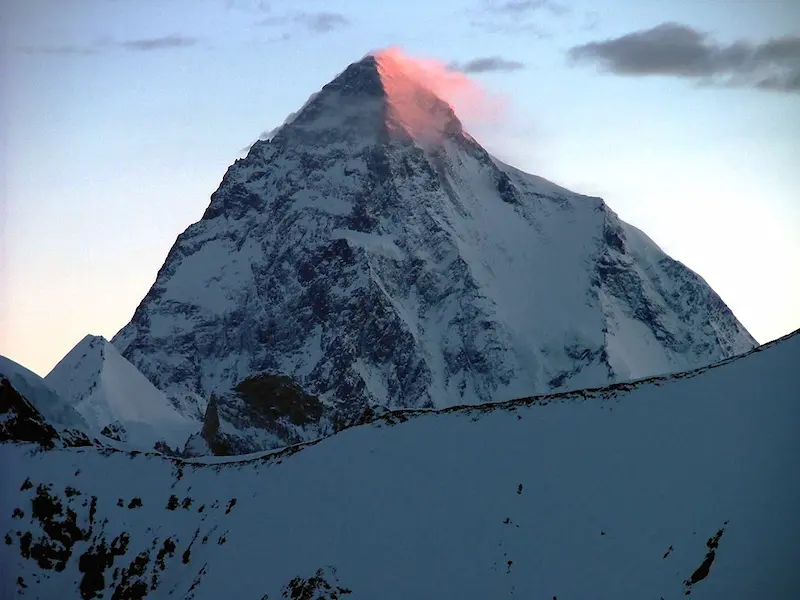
left=450, top=56, right=525, bottom=73
left=120, top=35, right=198, bottom=51
left=569, top=22, right=800, bottom=93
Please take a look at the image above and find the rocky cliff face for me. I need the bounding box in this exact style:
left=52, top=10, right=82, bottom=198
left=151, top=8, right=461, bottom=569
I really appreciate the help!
left=0, top=378, right=61, bottom=448
left=187, top=375, right=328, bottom=456
left=0, top=377, right=92, bottom=449
left=0, top=356, right=92, bottom=448
left=111, top=52, right=755, bottom=451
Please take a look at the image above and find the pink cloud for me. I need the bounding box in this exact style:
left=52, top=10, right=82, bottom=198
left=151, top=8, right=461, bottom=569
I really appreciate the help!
left=371, top=47, right=507, bottom=140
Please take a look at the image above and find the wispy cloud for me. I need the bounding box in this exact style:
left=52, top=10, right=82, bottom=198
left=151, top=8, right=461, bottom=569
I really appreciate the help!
left=17, top=44, right=99, bottom=56
left=472, top=0, right=569, bottom=35
left=295, top=12, right=349, bottom=33
left=17, top=35, right=199, bottom=55
left=120, top=35, right=198, bottom=51
left=569, top=22, right=800, bottom=94
left=259, top=11, right=349, bottom=34
left=581, top=10, right=600, bottom=32
left=450, top=56, right=525, bottom=73
left=239, top=127, right=281, bottom=154
left=493, top=0, right=570, bottom=17
left=225, top=0, right=269, bottom=12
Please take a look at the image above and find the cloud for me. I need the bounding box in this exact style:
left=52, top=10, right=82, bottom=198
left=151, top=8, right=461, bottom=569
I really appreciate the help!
left=120, top=35, right=198, bottom=51
left=472, top=0, right=569, bottom=35
left=581, top=10, right=600, bottom=32
left=225, top=0, right=269, bottom=12
left=240, top=142, right=257, bottom=154
left=17, top=35, right=198, bottom=55
left=17, top=44, right=98, bottom=56
left=493, top=0, right=570, bottom=16
left=471, top=20, right=550, bottom=36
left=568, top=22, right=800, bottom=93
left=259, top=11, right=349, bottom=34
left=239, top=124, right=287, bottom=155
left=295, top=12, right=349, bottom=33
left=372, top=47, right=509, bottom=129
left=450, top=56, right=525, bottom=73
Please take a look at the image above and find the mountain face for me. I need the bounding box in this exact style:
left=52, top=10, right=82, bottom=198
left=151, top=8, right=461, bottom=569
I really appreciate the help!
left=1, top=377, right=63, bottom=448
left=0, top=357, right=91, bottom=448
left=3, top=329, right=798, bottom=599
left=44, top=335, right=197, bottom=452
left=0, top=356, right=88, bottom=434
left=112, top=52, right=755, bottom=449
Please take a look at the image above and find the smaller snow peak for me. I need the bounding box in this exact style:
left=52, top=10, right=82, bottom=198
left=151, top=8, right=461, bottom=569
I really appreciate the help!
left=46, top=331, right=197, bottom=451
left=49, top=334, right=110, bottom=380
left=75, top=334, right=110, bottom=356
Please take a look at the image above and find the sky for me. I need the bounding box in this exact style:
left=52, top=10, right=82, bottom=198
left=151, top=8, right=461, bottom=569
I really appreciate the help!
left=1, top=0, right=798, bottom=377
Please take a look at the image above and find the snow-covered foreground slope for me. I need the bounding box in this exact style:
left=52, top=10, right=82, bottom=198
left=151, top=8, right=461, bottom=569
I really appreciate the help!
left=3, top=330, right=797, bottom=599
left=45, top=336, right=197, bottom=451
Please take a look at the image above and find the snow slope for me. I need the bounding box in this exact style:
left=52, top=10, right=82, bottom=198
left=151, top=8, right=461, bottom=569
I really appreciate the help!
left=45, top=335, right=197, bottom=451
left=109, top=53, right=755, bottom=450
left=3, top=329, right=797, bottom=599
left=0, top=356, right=88, bottom=433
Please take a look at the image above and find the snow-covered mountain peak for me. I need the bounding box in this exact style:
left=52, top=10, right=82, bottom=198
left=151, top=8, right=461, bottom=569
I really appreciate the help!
left=256, top=51, right=464, bottom=155
left=45, top=334, right=196, bottom=451
left=47, top=334, right=107, bottom=390
left=372, top=48, right=465, bottom=145
left=111, top=52, right=756, bottom=452
left=45, top=335, right=114, bottom=409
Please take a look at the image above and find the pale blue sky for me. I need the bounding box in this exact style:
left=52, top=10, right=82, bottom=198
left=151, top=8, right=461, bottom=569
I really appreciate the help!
left=2, top=0, right=799, bottom=376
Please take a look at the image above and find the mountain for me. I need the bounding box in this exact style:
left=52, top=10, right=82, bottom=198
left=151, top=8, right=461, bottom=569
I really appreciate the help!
left=184, top=373, right=334, bottom=456
left=0, top=356, right=88, bottom=433
left=3, top=329, right=797, bottom=599
left=1, top=377, right=66, bottom=448
left=45, top=335, right=197, bottom=452
left=0, top=356, right=91, bottom=448
left=111, top=51, right=755, bottom=451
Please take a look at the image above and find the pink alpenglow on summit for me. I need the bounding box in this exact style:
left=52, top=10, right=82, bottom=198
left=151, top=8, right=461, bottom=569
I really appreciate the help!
left=370, top=47, right=505, bottom=142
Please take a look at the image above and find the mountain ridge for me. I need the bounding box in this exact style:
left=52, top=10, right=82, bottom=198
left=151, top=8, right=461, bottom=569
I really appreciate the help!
left=0, top=355, right=93, bottom=449
left=3, top=327, right=796, bottom=599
